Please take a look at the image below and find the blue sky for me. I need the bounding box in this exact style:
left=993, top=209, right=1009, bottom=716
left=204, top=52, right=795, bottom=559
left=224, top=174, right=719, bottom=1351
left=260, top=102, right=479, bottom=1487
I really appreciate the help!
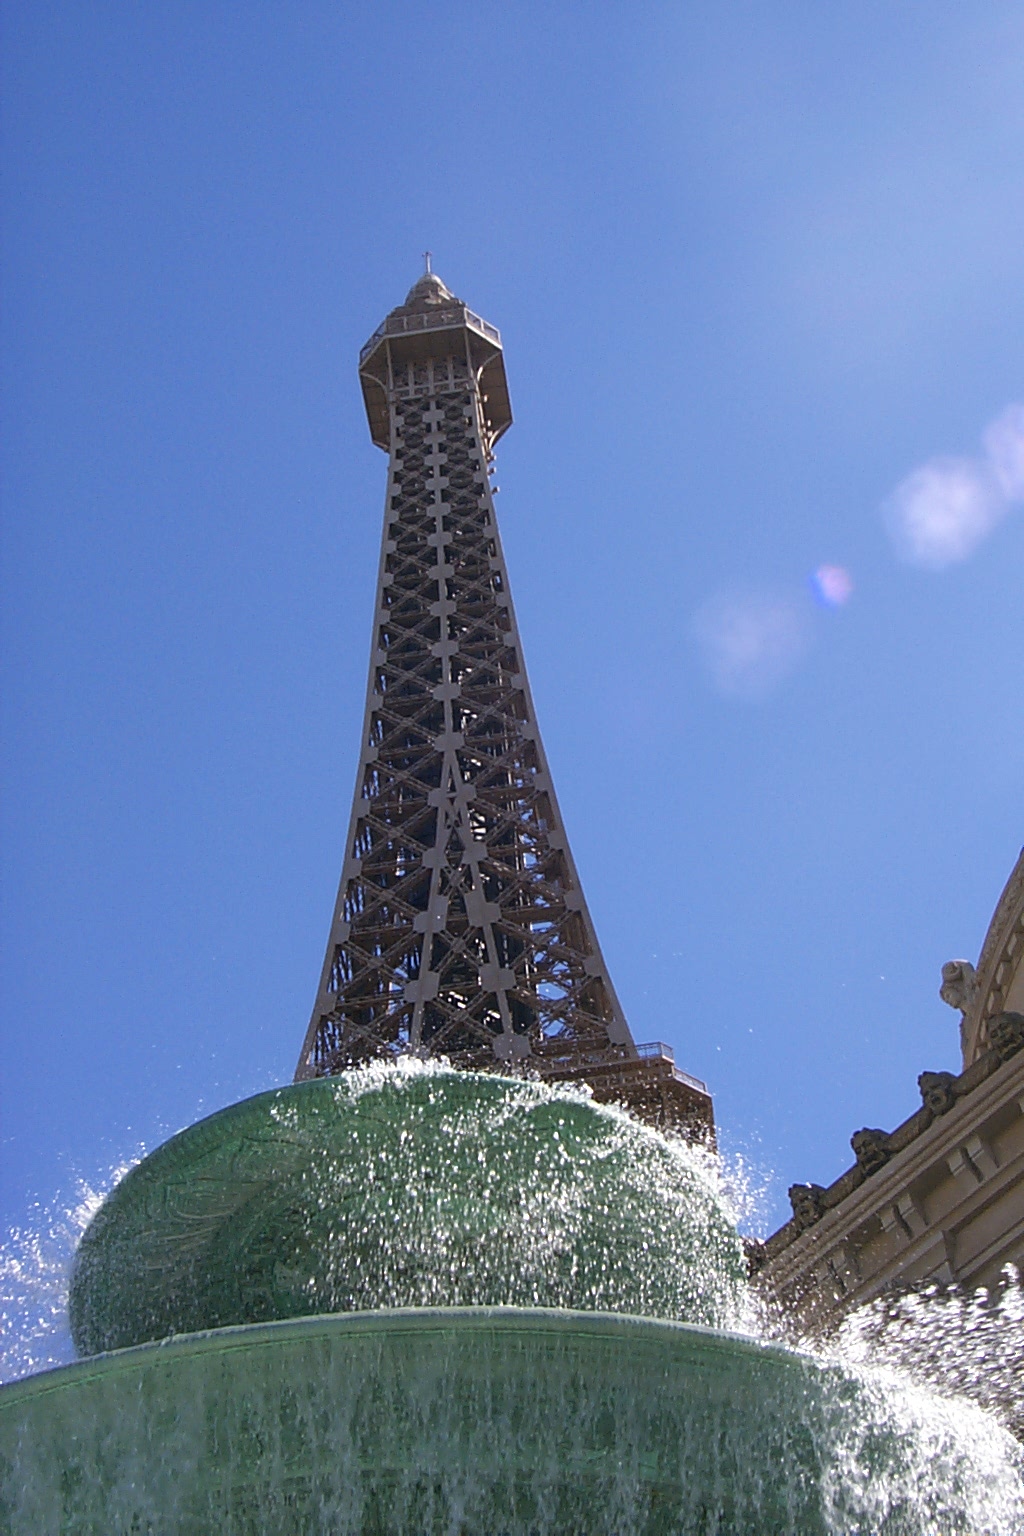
left=2, top=2, right=1022, bottom=1269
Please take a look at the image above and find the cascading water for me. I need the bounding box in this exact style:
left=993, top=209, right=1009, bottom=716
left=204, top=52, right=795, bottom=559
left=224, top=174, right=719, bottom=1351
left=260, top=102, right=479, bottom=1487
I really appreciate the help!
left=0, top=1059, right=1021, bottom=1533
left=833, top=1268, right=1024, bottom=1442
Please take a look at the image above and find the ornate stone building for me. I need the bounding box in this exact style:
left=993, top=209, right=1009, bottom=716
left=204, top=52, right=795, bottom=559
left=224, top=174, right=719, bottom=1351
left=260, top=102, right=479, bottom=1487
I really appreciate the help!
left=756, top=849, right=1024, bottom=1332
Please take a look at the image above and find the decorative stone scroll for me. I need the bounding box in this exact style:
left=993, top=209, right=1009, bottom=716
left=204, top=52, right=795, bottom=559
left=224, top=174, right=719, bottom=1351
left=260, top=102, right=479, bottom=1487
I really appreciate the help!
left=939, top=959, right=978, bottom=1015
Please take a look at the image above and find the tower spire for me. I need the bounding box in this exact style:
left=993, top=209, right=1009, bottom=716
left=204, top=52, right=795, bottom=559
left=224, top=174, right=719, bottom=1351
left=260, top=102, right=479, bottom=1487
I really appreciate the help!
left=295, top=276, right=712, bottom=1136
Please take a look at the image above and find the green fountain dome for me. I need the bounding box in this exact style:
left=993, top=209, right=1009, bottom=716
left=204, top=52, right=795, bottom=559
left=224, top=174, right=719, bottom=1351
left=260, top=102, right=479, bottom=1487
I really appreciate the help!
left=70, top=1062, right=746, bottom=1357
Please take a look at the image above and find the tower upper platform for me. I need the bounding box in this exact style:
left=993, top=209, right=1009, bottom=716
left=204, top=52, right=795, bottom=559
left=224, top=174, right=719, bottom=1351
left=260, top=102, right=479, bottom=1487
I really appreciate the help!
left=359, top=268, right=512, bottom=450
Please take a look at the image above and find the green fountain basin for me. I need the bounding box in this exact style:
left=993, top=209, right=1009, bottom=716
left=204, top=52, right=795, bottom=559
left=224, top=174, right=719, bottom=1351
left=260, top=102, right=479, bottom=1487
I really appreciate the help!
left=16, top=1063, right=1018, bottom=1532
left=70, top=1066, right=746, bottom=1355
left=3, top=1306, right=1011, bottom=1535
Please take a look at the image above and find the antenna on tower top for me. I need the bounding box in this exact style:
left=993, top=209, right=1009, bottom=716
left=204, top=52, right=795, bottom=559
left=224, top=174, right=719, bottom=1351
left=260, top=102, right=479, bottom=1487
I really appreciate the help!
left=422, top=250, right=432, bottom=275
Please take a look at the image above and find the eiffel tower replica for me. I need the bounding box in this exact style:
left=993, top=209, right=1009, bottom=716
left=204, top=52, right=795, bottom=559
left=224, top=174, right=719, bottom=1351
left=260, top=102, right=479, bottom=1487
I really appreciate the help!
left=295, top=263, right=712, bottom=1137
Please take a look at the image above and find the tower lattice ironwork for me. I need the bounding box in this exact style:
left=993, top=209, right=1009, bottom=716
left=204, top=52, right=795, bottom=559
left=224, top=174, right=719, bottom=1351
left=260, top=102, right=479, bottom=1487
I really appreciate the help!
left=295, top=268, right=712, bottom=1136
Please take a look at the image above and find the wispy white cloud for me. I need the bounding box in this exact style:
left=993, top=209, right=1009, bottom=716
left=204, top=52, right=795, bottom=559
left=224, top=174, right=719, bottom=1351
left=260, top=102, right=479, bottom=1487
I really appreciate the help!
left=692, top=590, right=808, bottom=700
left=883, top=403, right=1024, bottom=570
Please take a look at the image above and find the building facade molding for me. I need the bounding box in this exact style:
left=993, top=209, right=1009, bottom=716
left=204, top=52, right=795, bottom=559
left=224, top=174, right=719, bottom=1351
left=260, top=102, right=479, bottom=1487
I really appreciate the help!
left=758, top=1047, right=1024, bottom=1330
left=962, top=848, right=1024, bottom=1067
left=756, top=848, right=1024, bottom=1333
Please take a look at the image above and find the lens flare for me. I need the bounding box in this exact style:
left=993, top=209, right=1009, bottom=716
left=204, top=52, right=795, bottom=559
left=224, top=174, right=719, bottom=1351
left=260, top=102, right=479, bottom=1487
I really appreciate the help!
left=811, top=564, right=853, bottom=607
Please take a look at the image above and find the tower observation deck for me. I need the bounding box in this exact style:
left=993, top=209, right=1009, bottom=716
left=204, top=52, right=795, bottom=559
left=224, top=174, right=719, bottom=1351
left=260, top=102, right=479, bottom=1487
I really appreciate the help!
left=295, top=268, right=712, bottom=1137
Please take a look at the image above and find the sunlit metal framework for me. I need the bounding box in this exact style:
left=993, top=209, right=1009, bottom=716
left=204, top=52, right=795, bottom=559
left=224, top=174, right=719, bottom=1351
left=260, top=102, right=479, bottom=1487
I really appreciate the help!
left=295, top=269, right=712, bottom=1138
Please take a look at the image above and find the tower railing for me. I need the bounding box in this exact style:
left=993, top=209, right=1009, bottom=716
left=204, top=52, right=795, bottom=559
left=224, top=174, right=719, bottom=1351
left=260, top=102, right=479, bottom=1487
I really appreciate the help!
left=360, top=306, right=501, bottom=364
left=635, top=1041, right=708, bottom=1093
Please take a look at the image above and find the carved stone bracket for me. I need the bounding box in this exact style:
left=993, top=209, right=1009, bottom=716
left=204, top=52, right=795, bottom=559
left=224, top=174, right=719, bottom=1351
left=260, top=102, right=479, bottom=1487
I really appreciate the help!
left=850, top=1127, right=892, bottom=1176
left=788, top=1183, right=827, bottom=1230
left=918, top=1070, right=958, bottom=1116
left=989, top=1011, right=1024, bottom=1063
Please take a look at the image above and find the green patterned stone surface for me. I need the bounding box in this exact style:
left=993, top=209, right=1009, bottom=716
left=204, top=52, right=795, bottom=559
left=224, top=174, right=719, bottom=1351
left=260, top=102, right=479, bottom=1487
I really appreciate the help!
left=70, top=1065, right=746, bottom=1355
